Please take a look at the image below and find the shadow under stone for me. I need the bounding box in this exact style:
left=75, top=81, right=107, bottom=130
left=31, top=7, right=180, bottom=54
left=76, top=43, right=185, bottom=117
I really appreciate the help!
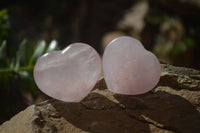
left=114, top=91, right=200, bottom=133
left=51, top=92, right=150, bottom=133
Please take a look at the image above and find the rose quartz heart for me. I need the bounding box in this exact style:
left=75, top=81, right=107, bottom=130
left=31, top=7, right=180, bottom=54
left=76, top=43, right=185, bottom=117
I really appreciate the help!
left=34, top=43, right=101, bottom=102
left=103, top=36, right=161, bottom=95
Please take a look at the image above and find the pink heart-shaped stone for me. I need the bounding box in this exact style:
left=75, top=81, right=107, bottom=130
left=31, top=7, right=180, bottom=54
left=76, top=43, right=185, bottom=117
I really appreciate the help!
left=103, top=36, right=161, bottom=95
left=34, top=43, right=101, bottom=102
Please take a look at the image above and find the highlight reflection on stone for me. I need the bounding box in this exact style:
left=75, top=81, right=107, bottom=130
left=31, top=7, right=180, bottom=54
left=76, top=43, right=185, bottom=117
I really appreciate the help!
left=34, top=43, right=101, bottom=102
left=103, top=36, right=161, bottom=95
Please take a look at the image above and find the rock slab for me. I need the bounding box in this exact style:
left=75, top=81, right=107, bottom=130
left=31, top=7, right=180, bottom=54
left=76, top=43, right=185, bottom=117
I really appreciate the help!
left=0, top=64, right=200, bottom=133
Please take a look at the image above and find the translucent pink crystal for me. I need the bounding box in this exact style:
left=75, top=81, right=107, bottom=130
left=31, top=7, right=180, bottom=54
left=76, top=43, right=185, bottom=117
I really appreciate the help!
left=34, top=43, right=101, bottom=102
left=103, top=36, right=161, bottom=95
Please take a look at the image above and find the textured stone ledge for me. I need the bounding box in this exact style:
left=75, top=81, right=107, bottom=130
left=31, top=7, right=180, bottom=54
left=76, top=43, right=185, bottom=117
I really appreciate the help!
left=0, top=64, right=200, bottom=133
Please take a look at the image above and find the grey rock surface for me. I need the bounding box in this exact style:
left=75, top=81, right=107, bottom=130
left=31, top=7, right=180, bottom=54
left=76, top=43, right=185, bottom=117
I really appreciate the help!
left=0, top=64, right=200, bottom=133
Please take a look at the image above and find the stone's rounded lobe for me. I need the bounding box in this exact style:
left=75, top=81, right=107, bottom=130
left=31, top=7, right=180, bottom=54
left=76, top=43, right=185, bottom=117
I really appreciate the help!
left=34, top=43, right=101, bottom=102
left=103, top=36, right=161, bottom=95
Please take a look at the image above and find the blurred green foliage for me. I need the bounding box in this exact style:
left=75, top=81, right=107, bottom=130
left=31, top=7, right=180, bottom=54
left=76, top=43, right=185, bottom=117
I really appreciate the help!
left=146, top=12, right=196, bottom=56
left=0, top=39, right=59, bottom=98
left=145, top=13, right=169, bottom=26
left=0, top=9, right=9, bottom=42
left=0, top=8, right=59, bottom=98
left=171, top=37, right=195, bottom=55
left=0, top=9, right=60, bottom=123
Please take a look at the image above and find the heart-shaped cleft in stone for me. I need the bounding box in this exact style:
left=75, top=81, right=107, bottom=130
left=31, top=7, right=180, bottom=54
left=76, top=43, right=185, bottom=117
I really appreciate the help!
left=34, top=43, right=101, bottom=102
left=103, top=36, right=161, bottom=95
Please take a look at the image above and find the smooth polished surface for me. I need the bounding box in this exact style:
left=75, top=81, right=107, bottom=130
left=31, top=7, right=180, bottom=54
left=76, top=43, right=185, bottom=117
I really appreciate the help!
left=34, top=43, right=101, bottom=102
left=103, top=36, right=161, bottom=95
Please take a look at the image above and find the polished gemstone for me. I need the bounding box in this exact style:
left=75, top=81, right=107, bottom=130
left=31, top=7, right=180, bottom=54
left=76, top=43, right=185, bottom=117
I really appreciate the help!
left=34, top=43, right=101, bottom=102
left=103, top=36, right=161, bottom=95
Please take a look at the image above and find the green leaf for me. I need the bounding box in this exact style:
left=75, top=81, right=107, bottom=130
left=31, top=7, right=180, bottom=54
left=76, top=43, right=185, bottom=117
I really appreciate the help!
left=9, top=58, right=15, bottom=69
left=171, top=44, right=186, bottom=55
left=0, top=40, right=6, bottom=60
left=47, top=40, right=58, bottom=52
left=17, top=71, right=29, bottom=78
left=15, top=39, right=33, bottom=70
left=0, top=9, right=8, bottom=23
left=0, top=9, right=8, bottom=18
left=29, top=40, right=46, bottom=66
left=185, top=38, right=195, bottom=48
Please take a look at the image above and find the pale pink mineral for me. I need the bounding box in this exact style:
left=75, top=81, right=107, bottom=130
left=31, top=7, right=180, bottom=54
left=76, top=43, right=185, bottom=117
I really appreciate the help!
left=103, top=36, right=161, bottom=95
left=34, top=43, right=101, bottom=102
